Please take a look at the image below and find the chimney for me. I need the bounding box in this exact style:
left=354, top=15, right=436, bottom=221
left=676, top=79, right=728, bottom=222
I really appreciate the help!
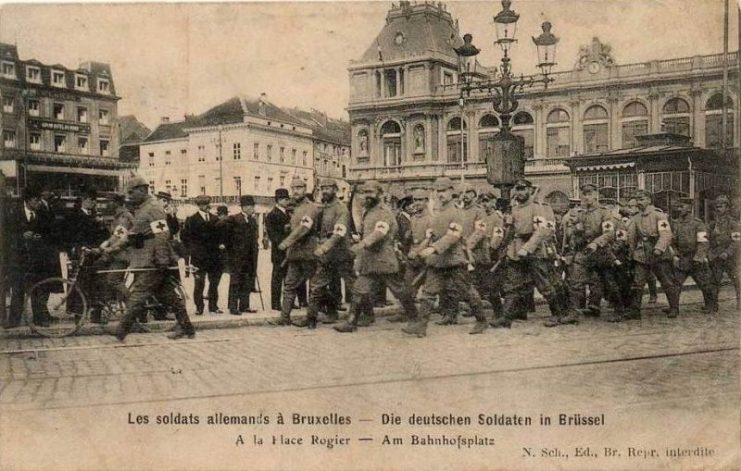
left=258, top=93, right=268, bottom=117
left=161, top=116, right=170, bottom=124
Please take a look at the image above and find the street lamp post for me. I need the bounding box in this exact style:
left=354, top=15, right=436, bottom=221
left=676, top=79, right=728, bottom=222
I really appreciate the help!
left=452, top=0, right=559, bottom=200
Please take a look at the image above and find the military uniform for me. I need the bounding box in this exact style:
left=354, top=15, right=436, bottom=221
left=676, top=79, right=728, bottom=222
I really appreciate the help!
left=335, top=181, right=418, bottom=333
left=302, top=179, right=355, bottom=326
left=708, top=195, right=740, bottom=306
left=562, top=185, right=623, bottom=321
left=626, top=193, right=680, bottom=318
left=467, top=206, right=505, bottom=318
left=115, top=178, right=194, bottom=341
left=95, top=203, right=136, bottom=319
left=276, top=177, right=322, bottom=325
left=404, top=177, right=488, bottom=336
left=670, top=207, right=717, bottom=312
left=493, top=180, right=568, bottom=328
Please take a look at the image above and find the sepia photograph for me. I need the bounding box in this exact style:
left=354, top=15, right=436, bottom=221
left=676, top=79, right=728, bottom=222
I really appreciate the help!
left=0, top=0, right=739, bottom=469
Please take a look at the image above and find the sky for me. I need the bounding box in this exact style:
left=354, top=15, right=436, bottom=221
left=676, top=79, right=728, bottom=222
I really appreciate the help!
left=0, top=1, right=738, bottom=130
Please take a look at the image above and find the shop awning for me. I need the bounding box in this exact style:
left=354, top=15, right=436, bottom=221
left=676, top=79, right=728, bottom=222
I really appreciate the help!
left=574, top=162, right=636, bottom=172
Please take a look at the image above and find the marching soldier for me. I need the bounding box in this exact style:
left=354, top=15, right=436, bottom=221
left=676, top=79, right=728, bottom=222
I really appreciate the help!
left=490, top=179, right=569, bottom=329
left=466, top=187, right=505, bottom=320
left=560, top=183, right=623, bottom=324
left=295, top=178, right=354, bottom=328
left=272, top=176, right=322, bottom=326
left=334, top=180, right=418, bottom=333
left=670, top=197, right=718, bottom=313
left=625, top=190, right=680, bottom=318
left=114, top=176, right=195, bottom=341
left=403, top=177, right=489, bottom=337
left=708, top=194, right=740, bottom=308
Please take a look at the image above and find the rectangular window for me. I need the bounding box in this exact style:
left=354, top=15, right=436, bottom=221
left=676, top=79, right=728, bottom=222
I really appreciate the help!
left=180, top=179, right=188, bottom=197
left=254, top=176, right=260, bottom=191
left=253, top=142, right=259, bottom=160
left=266, top=144, right=272, bottom=162
left=29, top=133, right=41, bottom=150
left=279, top=147, right=285, bottom=163
left=197, top=144, right=205, bottom=162
left=1, top=61, right=16, bottom=79
left=180, top=149, right=187, bottom=157
left=234, top=176, right=242, bottom=194
left=97, top=79, right=110, bottom=94
left=100, top=139, right=109, bottom=157
left=28, top=99, right=40, bottom=117
left=302, top=150, right=307, bottom=166
left=279, top=175, right=285, bottom=187
left=26, top=66, right=41, bottom=83
left=663, top=117, right=690, bottom=136
left=2, top=96, right=13, bottom=113
left=99, top=109, right=109, bottom=125
left=52, top=70, right=65, bottom=87
left=75, top=74, right=88, bottom=90
left=546, top=127, right=571, bottom=157
left=199, top=175, right=206, bottom=195
left=622, top=120, right=648, bottom=148
left=77, top=107, right=88, bottom=123
left=3, top=130, right=16, bottom=148
left=291, top=148, right=297, bottom=164
left=78, top=137, right=88, bottom=153
left=148, top=152, right=155, bottom=167
left=583, top=123, right=609, bottom=154
left=233, top=142, right=241, bottom=160
left=267, top=177, right=273, bottom=191
left=165, top=180, right=172, bottom=193
left=149, top=180, right=155, bottom=193
left=54, top=134, right=66, bottom=153
left=164, top=150, right=171, bottom=165
left=53, top=103, right=64, bottom=120
left=512, top=129, right=535, bottom=160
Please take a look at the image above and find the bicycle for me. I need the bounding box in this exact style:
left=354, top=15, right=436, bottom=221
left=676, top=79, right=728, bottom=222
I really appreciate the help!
left=23, top=249, right=188, bottom=338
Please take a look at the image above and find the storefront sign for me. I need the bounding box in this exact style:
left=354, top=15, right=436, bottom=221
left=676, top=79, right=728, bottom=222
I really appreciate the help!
left=28, top=118, right=90, bottom=134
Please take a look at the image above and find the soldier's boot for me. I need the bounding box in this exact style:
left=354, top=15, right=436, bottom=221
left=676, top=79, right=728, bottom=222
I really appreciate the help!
left=292, top=316, right=317, bottom=329
left=435, top=314, right=457, bottom=325
left=402, top=300, right=430, bottom=338
left=604, top=304, right=624, bottom=323
left=334, top=304, right=360, bottom=333
left=386, top=313, right=407, bottom=323
left=490, top=316, right=512, bottom=328
left=461, top=301, right=473, bottom=318
left=577, top=305, right=601, bottom=317
left=623, top=288, right=644, bottom=320
left=665, top=286, right=680, bottom=319
left=357, top=310, right=376, bottom=327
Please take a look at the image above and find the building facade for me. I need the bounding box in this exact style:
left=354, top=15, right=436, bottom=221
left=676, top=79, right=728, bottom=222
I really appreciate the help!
left=138, top=95, right=350, bottom=208
left=347, top=2, right=739, bottom=209
left=0, top=43, right=134, bottom=195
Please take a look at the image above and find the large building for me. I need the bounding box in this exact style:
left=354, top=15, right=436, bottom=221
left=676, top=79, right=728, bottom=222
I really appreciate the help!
left=0, top=43, right=134, bottom=195
left=347, top=2, right=739, bottom=210
left=138, top=95, right=351, bottom=208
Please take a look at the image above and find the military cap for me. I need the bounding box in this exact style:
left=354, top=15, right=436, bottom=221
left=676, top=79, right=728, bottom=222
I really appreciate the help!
left=125, top=176, right=149, bottom=192
left=216, top=205, right=228, bottom=215
left=360, top=179, right=383, bottom=193
left=155, top=191, right=172, bottom=201
left=240, top=195, right=255, bottom=206
left=599, top=197, right=617, bottom=206
left=411, top=188, right=430, bottom=199
left=580, top=183, right=598, bottom=193
left=194, top=195, right=211, bottom=206
left=633, top=189, right=652, bottom=199
left=678, top=197, right=693, bottom=205
left=274, top=188, right=289, bottom=200
left=715, top=194, right=731, bottom=205
left=318, top=177, right=337, bottom=188
left=433, top=177, right=455, bottom=191
left=290, top=175, right=307, bottom=188
left=513, top=178, right=533, bottom=189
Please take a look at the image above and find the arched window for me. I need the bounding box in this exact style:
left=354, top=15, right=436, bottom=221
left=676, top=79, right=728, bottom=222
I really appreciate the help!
left=546, top=108, right=570, bottom=157
left=446, top=117, right=467, bottom=163
left=512, top=111, right=535, bottom=159
left=478, top=114, right=499, bottom=162
left=380, top=121, right=402, bottom=167
left=621, top=101, right=649, bottom=148
left=705, top=93, right=734, bottom=148
left=583, top=105, right=609, bottom=153
left=357, top=129, right=369, bottom=158
left=662, top=97, right=691, bottom=136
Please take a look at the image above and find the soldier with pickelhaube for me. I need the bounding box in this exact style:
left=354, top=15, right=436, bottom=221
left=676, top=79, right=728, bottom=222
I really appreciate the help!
left=560, top=183, right=624, bottom=323
left=708, top=194, right=740, bottom=308
left=625, top=189, right=680, bottom=319
left=669, top=196, right=718, bottom=313
left=491, top=179, right=570, bottom=329
left=403, top=177, right=489, bottom=337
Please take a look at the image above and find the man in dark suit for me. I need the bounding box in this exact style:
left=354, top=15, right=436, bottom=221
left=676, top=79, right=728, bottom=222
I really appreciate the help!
left=5, top=186, right=59, bottom=328
left=181, top=195, right=224, bottom=315
left=222, top=195, right=259, bottom=314
left=265, top=188, right=292, bottom=311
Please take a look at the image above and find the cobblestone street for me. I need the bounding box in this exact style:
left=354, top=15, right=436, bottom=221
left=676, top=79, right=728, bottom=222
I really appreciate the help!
left=1, top=288, right=739, bottom=470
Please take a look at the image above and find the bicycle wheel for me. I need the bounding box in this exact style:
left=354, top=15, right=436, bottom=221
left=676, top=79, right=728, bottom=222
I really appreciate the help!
left=25, top=277, right=87, bottom=338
